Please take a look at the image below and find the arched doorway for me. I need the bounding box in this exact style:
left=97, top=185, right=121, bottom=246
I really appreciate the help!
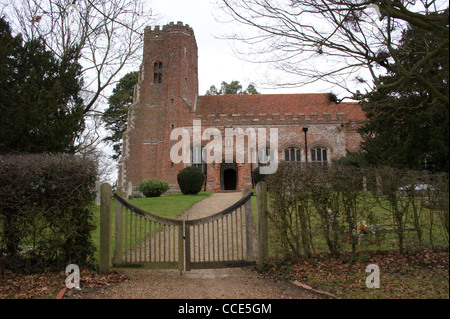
left=220, top=163, right=237, bottom=190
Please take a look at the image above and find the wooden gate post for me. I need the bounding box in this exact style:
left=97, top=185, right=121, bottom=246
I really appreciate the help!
left=256, top=181, right=268, bottom=270
left=100, top=183, right=112, bottom=273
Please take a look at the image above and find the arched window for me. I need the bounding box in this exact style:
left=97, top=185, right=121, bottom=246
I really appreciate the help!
left=153, top=62, right=162, bottom=84
left=284, top=147, right=301, bottom=162
left=311, top=147, right=328, bottom=165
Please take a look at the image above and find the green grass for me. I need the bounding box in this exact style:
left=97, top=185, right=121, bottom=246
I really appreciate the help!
left=90, top=192, right=212, bottom=263
left=125, top=192, right=212, bottom=219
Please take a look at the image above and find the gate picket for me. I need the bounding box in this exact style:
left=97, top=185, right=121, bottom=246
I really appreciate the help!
left=184, top=192, right=254, bottom=270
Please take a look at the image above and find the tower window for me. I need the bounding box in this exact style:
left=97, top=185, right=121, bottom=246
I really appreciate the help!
left=154, top=61, right=162, bottom=84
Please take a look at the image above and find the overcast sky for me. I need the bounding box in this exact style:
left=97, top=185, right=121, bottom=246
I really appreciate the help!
left=150, top=0, right=320, bottom=95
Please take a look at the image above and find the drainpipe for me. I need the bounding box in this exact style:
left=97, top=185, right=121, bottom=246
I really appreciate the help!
left=303, top=127, right=309, bottom=163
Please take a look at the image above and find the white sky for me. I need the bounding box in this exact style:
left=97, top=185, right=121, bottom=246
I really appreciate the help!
left=149, top=0, right=317, bottom=95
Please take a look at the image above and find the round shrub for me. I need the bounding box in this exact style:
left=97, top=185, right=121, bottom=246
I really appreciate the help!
left=177, top=166, right=205, bottom=195
left=137, top=178, right=170, bottom=197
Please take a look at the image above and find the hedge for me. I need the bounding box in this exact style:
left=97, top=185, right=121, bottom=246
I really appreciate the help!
left=266, top=163, right=449, bottom=259
left=0, top=154, right=97, bottom=272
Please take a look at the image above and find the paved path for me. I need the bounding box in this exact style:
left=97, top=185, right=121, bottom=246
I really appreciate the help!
left=177, top=192, right=244, bottom=221
left=74, top=192, right=322, bottom=299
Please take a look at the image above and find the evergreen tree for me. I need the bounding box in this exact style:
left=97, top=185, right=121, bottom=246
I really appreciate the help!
left=359, top=17, right=449, bottom=172
left=102, top=71, right=139, bottom=159
left=205, top=81, right=260, bottom=95
left=0, top=17, right=84, bottom=154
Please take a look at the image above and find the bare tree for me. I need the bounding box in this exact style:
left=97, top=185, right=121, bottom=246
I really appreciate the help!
left=5, top=0, right=155, bottom=112
left=217, top=0, right=449, bottom=103
left=2, top=0, right=156, bottom=151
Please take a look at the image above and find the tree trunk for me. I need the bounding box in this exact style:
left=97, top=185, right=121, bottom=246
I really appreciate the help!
left=298, top=205, right=311, bottom=258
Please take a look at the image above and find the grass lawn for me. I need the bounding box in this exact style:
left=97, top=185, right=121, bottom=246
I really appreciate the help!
left=90, top=191, right=212, bottom=262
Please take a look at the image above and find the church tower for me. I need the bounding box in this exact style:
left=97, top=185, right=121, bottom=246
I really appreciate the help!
left=119, top=22, right=199, bottom=189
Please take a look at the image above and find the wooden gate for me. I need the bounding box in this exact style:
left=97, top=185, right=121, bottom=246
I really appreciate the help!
left=113, top=193, right=184, bottom=270
left=110, top=191, right=255, bottom=271
left=184, top=192, right=254, bottom=270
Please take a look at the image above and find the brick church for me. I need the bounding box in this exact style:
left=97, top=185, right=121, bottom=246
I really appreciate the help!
left=118, top=22, right=366, bottom=192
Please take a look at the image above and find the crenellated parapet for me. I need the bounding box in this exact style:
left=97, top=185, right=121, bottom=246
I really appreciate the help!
left=144, top=21, right=195, bottom=39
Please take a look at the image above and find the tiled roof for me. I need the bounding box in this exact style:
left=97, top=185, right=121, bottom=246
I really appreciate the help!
left=196, top=93, right=365, bottom=120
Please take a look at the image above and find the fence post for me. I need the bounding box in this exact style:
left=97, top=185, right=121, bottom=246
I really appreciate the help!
left=256, top=181, right=268, bottom=270
left=243, top=189, right=254, bottom=262
left=100, top=183, right=112, bottom=273
left=114, top=190, right=124, bottom=265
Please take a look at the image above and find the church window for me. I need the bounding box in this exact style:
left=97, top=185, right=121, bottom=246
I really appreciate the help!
left=154, top=61, right=162, bottom=83
left=284, top=147, right=301, bottom=162
left=311, top=147, right=328, bottom=165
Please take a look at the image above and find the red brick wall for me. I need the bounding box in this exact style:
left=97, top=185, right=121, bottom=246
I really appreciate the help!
left=118, top=22, right=366, bottom=193
left=119, top=22, right=199, bottom=189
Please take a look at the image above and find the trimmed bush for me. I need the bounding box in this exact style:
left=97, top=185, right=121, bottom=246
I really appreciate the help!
left=137, top=178, right=170, bottom=197
left=0, top=154, right=97, bottom=272
left=177, top=166, right=205, bottom=195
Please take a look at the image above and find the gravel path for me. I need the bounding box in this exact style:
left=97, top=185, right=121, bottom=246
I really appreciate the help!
left=76, top=267, right=321, bottom=299
left=177, top=192, right=244, bottom=221
left=73, top=192, right=322, bottom=299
